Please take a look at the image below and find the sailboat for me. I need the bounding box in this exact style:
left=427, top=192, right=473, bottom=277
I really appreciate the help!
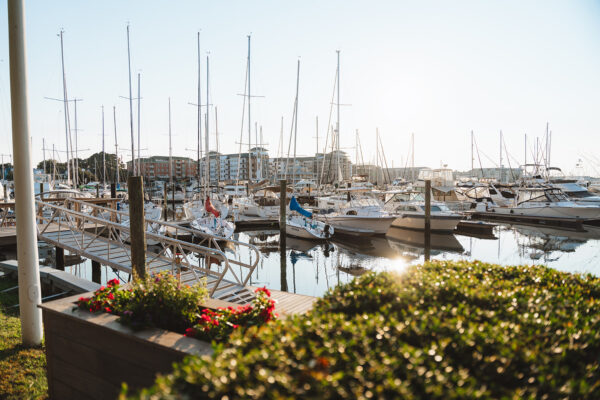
left=286, top=196, right=333, bottom=239
left=185, top=196, right=235, bottom=239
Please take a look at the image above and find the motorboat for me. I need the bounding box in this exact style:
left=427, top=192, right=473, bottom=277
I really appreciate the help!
left=316, top=196, right=396, bottom=236
left=489, top=187, right=600, bottom=221
left=233, top=187, right=282, bottom=219
left=383, top=191, right=463, bottom=232
left=285, top=196, right=333, bottom=240
left=550, top=182, right=600, bottom=206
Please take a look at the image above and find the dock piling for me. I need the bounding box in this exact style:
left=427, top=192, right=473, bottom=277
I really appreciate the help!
left=424, top=180, right=431, bottom=261
left=91, top=260, right=101, bottom=284
left=128, top=176, right=147, bottom=281
left=55, top=247, right=64, bottom=270
left=279, top=179, right=287, bottom=291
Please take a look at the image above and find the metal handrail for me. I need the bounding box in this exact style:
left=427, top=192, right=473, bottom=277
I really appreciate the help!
left=35, top=199, right=259, bottom=295
left=63, top=198, right=261, bottom=274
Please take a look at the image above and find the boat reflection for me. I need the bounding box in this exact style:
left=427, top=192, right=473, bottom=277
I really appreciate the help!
left=506, top=224, right=600, bottom=261
left=331, top=235, right=399, bottom=259
left=385, top=227, right=465, bottom=257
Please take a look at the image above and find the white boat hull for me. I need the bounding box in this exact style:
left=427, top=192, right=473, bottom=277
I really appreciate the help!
left=391, top=214, right=462, bottom=232
left=490, top=204, right=600, bottom=220
left=318, top=215, right=395, bottom=236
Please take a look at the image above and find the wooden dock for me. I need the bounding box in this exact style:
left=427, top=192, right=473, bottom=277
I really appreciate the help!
left=234, top=216, right=279, bottom=231
left=467, top=211, right=586, bottom=230
left=0, top=259, right=101, bottom=294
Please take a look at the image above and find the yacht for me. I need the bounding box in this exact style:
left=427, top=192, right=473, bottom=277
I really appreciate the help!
left=383, top=191, right=463, bottom=232
left=316, top=195, right=395, bottom=236
left=489, top=187, right=600, bottom=221
left=233, top=187, right=281, bottom=219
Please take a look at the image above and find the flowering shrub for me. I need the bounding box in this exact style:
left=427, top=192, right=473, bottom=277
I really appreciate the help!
left=184, top=287, right=276, bottom=342
left=76, top=272, right=207, bottom=334
left=125, top=261, right=600, bottom=399
left=77, top=278, right=121, bottom=313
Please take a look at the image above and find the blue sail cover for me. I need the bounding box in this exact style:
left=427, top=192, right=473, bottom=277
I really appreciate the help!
left=290, top=196, right=312, bottom=218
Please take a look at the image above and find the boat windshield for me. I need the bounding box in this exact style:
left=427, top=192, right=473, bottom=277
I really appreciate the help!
left=346, top=198, right=381, bottom=208
left=388, top=192, right=424, bottom=203
left=545, top=189, right=569, bottom=202
left=517, top=189, right=569, bottom=204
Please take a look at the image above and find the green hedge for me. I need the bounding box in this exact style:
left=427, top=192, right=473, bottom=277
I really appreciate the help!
left=125, top=261, right=600, bottom=399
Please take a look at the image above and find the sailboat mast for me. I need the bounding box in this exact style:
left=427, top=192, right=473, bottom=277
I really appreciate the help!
left=471, top=130, right=474, bottom=174
left=168, top=97, right=172, bottom=188
left=59, top=30, right=71, bottom=185
left=411, top=133, right=415, bottom=182
left=196, top=32, right=202, bottom=189
left=255, top=122, right=259, bottom=179
left=137, top=73, right=141, bottom=176
left=113, top=106, right=119, bottom=184
left=52, top=144, right=56, bottom=183
left=336, top=50, right=341, bottom=182
left=292, top=59, right=300, bottom=186
left=42, top=138, right=46, bottom=174
left=499, top=130, right=503, bottom=182
left=102, top=106, right=106, bottom=187
left=205, top=55, right=210, bottom=197
left=315, top=116, right=319, bottom=184
left=74, top=99, right=80, bottom=186
left=215, top=106, right=220, bottom=185
left=247, top=35, right=252, bottom=182
left=126, top=24, right=136, bottom=176
left=524, top=133, right=527, bottom=167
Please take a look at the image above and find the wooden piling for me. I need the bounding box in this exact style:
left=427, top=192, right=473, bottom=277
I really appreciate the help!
left=91, top=260, right=101, bottom=284
left=55, top=246, right=65, bottom=271
left=279, top=179, right=287, bottom=291
left=96, top=184, right=100, bottom=198
left=163, top=185, right=168, bottom=221
left=110, top=183, right=116, bottom=199
left=424, top=179, right=431, bottom=261
left=128, top=176, right=147, bottom=281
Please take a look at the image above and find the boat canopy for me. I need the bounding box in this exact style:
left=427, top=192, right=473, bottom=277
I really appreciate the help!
left=290, top=196, right=312, bottom=218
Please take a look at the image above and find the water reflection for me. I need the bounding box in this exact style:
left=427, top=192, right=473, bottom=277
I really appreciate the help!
left=39, top=221, right=600, bottom=297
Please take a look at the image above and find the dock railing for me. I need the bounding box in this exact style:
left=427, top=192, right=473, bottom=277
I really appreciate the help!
left=35, top=198, right=260, bottom=296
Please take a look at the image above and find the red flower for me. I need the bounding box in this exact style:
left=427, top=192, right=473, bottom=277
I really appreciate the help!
left=107, top=278, right=120, bottom=287
left=184, top=327, right=197, bottom=337
left=104, top=307, right=111, bottom=313
left=99, top=286, right=106, bottom=291
left=255, top=286, right=271, bottom=297
left=107, top=293, right=115, bottom=300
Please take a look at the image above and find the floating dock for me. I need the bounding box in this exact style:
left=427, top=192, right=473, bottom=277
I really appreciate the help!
left=467, top=211, right=586, bottom=230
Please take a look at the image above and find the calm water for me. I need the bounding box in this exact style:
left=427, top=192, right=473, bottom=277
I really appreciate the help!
left=49, top=223, right=600, bottom=298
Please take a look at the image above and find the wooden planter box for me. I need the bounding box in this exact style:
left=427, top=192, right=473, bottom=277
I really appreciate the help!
left=39, top=293, right=213, bottom=400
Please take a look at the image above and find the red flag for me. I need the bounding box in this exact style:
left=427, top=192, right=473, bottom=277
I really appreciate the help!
left=205, top=196, right=220, bottom=217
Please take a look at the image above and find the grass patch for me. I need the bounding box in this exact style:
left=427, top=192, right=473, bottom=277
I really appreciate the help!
left=0, top=276, right=48, bottom=400
left=125, top=261, right=600, bottom=399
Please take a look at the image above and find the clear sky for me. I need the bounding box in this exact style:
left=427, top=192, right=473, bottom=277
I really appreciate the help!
left=1, top=0, right=600, bottom=175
